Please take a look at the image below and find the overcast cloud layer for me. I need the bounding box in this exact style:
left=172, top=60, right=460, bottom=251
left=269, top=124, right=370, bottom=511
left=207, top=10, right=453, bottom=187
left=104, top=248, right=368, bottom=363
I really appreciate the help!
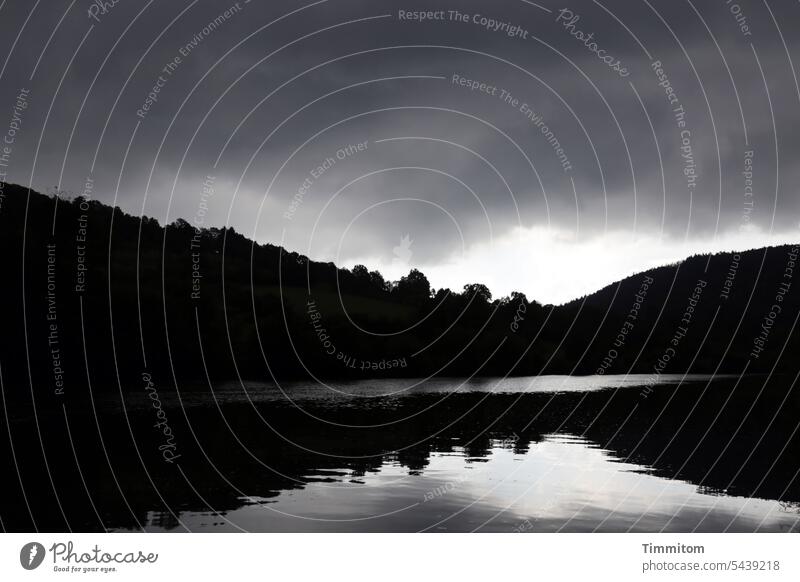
left=1, top=0, right=799, bottom=302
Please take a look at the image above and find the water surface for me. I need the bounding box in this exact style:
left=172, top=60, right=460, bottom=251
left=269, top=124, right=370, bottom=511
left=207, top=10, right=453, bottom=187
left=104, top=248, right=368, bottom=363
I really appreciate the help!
left=2, top=374, right=798, bottom=532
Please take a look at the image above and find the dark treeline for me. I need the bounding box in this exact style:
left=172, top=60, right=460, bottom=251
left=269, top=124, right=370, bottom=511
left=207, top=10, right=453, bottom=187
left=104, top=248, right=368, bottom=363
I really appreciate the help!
left=1, top=182, right=799, bottom=399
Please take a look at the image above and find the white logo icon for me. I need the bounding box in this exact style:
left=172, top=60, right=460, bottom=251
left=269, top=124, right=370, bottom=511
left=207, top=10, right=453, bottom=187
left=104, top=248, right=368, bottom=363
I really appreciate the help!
left=393, top=234, right=413, bottom=266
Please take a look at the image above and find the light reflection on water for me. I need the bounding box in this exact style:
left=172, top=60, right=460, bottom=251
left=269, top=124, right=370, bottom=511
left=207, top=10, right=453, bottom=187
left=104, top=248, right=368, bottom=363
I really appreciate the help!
left=10, top=374, right=794, bottom=532
left=118, top=374, right=723, bottom=411
left=138, top=433, right=799, bottom=532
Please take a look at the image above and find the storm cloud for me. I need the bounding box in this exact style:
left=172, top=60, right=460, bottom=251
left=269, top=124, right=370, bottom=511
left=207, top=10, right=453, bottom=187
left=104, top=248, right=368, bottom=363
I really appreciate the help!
left=1, top=0, right=798, bottom=302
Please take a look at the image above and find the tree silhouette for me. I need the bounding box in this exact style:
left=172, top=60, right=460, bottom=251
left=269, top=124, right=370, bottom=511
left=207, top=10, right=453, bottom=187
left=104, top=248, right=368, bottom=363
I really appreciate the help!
left=395, top=269, right=431, bottom=304
left=463, top=283, right=492, bottom=304
left=0, top=180, right=798, bottom=392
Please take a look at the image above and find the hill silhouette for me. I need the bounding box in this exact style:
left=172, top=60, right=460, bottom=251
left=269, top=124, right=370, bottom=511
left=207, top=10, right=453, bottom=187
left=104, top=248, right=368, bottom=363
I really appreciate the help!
left=1, top=182, right=799, bottom=398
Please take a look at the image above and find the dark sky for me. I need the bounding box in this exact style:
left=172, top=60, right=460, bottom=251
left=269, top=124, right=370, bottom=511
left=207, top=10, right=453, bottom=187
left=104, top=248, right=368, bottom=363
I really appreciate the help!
left=1, top=0, right=798, bottom=302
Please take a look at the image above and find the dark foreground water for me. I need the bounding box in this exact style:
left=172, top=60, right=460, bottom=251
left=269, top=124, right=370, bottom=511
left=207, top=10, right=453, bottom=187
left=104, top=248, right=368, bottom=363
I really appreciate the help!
left=1, top=375, right=799, bottom=532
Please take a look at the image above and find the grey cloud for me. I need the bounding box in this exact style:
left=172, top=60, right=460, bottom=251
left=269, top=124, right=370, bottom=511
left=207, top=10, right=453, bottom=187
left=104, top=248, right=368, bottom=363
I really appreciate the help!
left=1, top=0, right=798, bottom=269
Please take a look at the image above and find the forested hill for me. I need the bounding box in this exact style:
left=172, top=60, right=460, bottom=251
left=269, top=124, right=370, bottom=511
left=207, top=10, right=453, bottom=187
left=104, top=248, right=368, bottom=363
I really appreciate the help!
left=1, top=182, right=798, bottom=398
